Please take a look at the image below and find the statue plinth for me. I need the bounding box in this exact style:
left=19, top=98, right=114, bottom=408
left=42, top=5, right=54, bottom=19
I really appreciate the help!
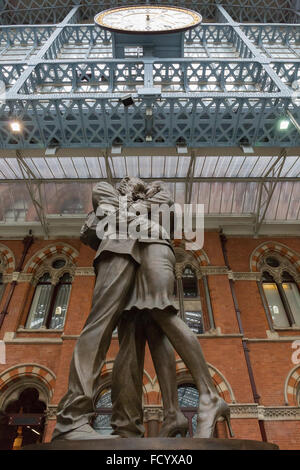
left=22, top=437, right=279, bottom=451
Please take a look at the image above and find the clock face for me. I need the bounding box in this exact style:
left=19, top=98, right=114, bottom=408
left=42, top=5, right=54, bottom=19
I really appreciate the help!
left=95, top=5, right=202, bottom=34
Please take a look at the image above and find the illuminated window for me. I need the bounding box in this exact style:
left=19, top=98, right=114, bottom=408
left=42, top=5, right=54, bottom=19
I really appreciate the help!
left=262, top=271, right=289, bottom=328
left=260, top=255, right=300, bottom=328
left=26, top=272, right=72, bottom=329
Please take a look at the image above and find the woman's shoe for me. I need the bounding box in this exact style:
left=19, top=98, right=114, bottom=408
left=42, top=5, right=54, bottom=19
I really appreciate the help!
left=194, top=397, right=234, bottom=439
left=159, top=411, right=189, bottom=438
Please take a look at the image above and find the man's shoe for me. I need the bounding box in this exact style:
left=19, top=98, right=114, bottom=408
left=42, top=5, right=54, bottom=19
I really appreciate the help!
left=53, top=424, right=121, bottom=441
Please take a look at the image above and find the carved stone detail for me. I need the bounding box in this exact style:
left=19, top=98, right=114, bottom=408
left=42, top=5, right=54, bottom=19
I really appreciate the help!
left=31, top=253, right=76, bottom=286
left=231, top=272, right=262, bottom=281
left=75, top=267, right=96, bottom=277
left=259, top=252, right=299, bottom=283
left=46, top=405, right=58, bottom=420
left=143, top=406, right=164, bottom=422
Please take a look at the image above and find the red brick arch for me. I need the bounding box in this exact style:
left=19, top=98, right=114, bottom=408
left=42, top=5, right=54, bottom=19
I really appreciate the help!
left=175, top=360, right=234, bottom=404
left=285, top=365, right=300, bottom=406
left=0, top=244, right=15, bottom=274
left=0, top=363, right=56, bottom=400
left=23, top=243, right=79, bottom=274
left=250, top=241, right=300, bottom=273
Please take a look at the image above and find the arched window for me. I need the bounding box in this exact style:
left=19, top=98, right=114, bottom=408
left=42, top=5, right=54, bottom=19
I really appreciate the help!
left=176, top=265, right=208, bottom=334
left=93, top=387, right=113, bottom=436
left=182, top=267, right=199, bottom=298
left=26, top=271, right=72, bottom=330
left=260, top=255, right=300, bottom=328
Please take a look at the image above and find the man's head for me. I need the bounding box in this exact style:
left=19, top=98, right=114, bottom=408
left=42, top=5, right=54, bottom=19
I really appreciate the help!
left=117, top=176, right=147, bottom=199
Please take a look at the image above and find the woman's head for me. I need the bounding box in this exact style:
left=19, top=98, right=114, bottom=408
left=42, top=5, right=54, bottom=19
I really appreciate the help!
left=118, top=176, right=146, bottom=196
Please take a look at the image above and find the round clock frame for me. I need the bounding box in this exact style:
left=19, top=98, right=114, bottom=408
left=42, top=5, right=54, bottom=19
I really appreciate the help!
left=94, top=5, right=202, bottom=35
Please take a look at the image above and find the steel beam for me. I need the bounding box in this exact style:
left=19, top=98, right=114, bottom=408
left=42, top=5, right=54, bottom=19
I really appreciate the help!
left=253, top=148, right=287, bottom=236
left=15, top=150, right=49, bottom=237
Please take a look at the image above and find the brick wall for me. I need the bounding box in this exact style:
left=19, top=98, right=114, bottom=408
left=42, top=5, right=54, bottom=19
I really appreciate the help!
left=0, top=233, right=299, bottom=449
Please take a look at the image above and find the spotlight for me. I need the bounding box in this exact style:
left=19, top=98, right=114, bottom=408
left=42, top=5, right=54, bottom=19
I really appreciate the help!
left=279, top=118, right=290, bottom=130
left=10, top=120, right=22, bottom=133
left=111, top=144, right=122, bottom=154
left=176, top=143, right=188, bottom=154
left=120, top=94, right=135, bottom=107
left=240, top=144, right=254, bottom=154
left=45, top=147, right=58, bottom=155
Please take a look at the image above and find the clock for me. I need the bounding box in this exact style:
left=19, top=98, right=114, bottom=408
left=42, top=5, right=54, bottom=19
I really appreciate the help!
left=94, top=5, right=202, bottom=35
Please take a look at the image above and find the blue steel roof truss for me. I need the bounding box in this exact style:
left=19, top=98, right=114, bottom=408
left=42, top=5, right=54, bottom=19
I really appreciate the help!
left=0, top=2, right=299, bottom=148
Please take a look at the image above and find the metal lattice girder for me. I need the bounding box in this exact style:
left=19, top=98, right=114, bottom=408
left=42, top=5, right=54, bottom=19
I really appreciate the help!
left=0, top=1, right=298, bottom=25
left=254, top=148, right=287, bottom=235
left=1, top=94, right=300, bottom=149
left=0, top=5, right=299, bottom=148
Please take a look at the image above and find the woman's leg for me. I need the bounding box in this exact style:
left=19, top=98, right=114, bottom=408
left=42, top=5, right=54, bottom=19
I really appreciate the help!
left=145, top=318, right=188, bottom=436
left=149, top=309, right=233, bottom=438
left=150, top=309, right=217, bottom=401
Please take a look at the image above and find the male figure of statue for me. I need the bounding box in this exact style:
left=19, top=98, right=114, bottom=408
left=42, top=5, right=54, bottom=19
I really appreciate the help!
left=52, top=177, right=233, bottom=441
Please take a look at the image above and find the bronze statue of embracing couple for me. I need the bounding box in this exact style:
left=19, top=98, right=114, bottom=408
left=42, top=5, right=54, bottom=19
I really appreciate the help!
left=52, top=177, right=234, bottom=441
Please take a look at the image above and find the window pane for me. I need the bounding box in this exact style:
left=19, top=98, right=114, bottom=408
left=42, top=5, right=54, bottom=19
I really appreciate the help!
left=262, top=283, right=290, bottom=328
left=182, top=268, right=198, bottom=298
left=282, top=283, right=300, bottom=326
left=185, top=311, right=204, bottom=334
left=26, top=283, right=53, bottom=329
left=93, top=388, right=112, bottom=436
left=49, top=282, right=71, bottom=329
left=178, top=384, right=198, bottom=436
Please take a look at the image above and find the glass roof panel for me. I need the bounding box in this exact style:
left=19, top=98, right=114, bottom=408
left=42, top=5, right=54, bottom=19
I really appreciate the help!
left=214, top=156, right=232, bottom=177
left=201, top=156, right=220, bottom=177
left=59, top=157, right=78, bottom=178
left=26, top=158, right=52, bottom=178
left=165, top=156, right=179, bottom=178
left=283, top=157, right=300, bottom=177
left=151, top=156, right=165, bottom=178
left=0, top=159, right=17, bottom=178
left=72, top=157, right=90, bottom=178
left=220, top=182, right=235, bottom=213
left=225, top=156, right=245, bottom=177
left=45, top=157, right=65, bottom=178
left=237, top=157, right=259, bottom=177
left=286, top=182, right=300, bottom=220
left=5, top=158, right=23, bottom=178
left=111, top=156, right=126, bottom=178
left=248, top=156, right=273, bottom=177
left=138, top=156, right=151, bottom=179
left=123, top=156, right=138, bottom=177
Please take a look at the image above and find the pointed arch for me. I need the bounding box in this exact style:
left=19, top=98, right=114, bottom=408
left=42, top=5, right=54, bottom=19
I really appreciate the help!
left=0, top=243, right=15, bottom=274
